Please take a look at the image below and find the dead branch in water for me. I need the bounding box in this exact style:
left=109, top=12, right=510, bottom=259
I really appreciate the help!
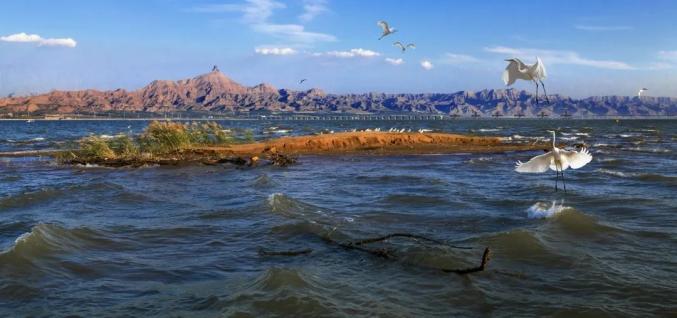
left=441, top=248, right=491, bottom=275
left=258, top=248, right=313, bottom=256
left=266, top=152, right=297, bottom=167
left=261, top=231, right=490, bottom=275
left=348, top=233, right=472, bottom=250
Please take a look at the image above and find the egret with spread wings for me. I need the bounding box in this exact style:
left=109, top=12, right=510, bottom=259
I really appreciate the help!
left=393, top=41, right=415, bottom=53
left=503, top=57, right=549, bottom=105
left=377, top=20, right=397, bottom=40
left=515, top=131, right=593, bottom=192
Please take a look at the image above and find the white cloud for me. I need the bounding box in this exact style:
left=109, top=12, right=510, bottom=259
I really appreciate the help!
left=658, top=50, right=677, bottom=61
left=647, top=62, right=673, bottom=70
left=315, top=48, right=380, bottom=58
left=299, top=0, right=328, bottom=22
left=255, top=47, right=297, bottom=55
left=484, top=46, right=634, bottom=70
left=440, top=53, right=480, bottom=65
left=574, top=25, right=633, bottom=31
left=385, top=58, right=404, bottom=65
left=420, top=60, right=434, bottom=70
left=192, top=0, right=335, bottom=44
left=0, top=32, right=77, bottom=48
left=253, top=23, right=335, bottom=43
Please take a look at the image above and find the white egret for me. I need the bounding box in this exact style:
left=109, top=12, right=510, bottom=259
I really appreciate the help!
left=638, top=88, right=648, bottom=97
left=377, top=20, right=397, bottom=40
left=503, top=57, right=549, bottom=104
left=515, top=130, right=592, bottom=192
left=393, top=41, right=415, bottom=53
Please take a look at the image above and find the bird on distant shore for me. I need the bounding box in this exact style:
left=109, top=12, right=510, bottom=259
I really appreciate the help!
left=638, top=88, right=648, bottom=97
left=503, top=57, right=549, bottom=105
left=515, top=130, right=592, bottom=192
left=299, top=79, right=307, bottom=84
left=393, top=42, right=415, bottom=53
left=377, top=20, right=397, bottom=40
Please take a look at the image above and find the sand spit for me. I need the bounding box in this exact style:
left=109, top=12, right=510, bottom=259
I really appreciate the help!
left=197, top=131, right=546, bottom=157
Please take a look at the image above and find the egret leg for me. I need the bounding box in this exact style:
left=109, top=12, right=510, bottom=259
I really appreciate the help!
left=539, top=80, right=551, bottom=104
left=554, top=167, right=559, bottom=191
left=561, top=166, right=567, bottom=193
left=534, top=81, right=540, bottom=106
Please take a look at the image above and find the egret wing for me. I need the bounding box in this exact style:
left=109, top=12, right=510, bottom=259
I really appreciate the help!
left=515, top=151, right=553, bottom=173
left=407, top=43, right=416, bottom=49
left=560, top=148, right=592, bottom=169
left=377, top=21, right=389, bottom=32
left=534, top=57, right=547, bottom=80
left=503, top=61, right=519, bottom=86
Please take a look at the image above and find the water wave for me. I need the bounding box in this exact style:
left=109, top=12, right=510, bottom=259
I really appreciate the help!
left=596, top=169, right=676, bottom=183
left=527, top=200, right=570, bottom=219
left=267, top=193, right=354, bottom=226
left=0, top=223, right=120, bottom=266
left=624, top=147, right=670, bottom=154
left=218, top=268, right=334, bottom=316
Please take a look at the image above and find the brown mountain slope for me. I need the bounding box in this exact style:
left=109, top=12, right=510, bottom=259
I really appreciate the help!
left=0, top=67, right=675, bottom=116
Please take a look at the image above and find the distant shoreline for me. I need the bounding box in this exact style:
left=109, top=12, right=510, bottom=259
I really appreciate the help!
left=1, top=116, right=675, bottom=121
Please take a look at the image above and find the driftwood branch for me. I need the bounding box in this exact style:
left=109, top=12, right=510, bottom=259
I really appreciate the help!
left=441, top=247, right=491, bottom=275
left=258, top=248, right=313, bottom=257
left=261, top=231, right=490, bottom=275
left=348, top=233, right=472, bottom=250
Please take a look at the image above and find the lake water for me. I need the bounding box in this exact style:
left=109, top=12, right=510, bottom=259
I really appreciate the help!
left=0, top=119, right=675, bottom=317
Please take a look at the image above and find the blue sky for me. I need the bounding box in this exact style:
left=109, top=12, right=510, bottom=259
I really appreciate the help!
left=1, top=0, right=676, bottom=97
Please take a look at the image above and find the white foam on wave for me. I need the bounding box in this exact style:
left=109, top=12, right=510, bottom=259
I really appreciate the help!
left=1, top=231, right=32, bottom=255
left=559, top=136, right=578, bottom=141
left=626, top=147, right=670, bottom=153
left=596, top=168, right=629, bottom=178
left=512, top=135, right=541, bottom=140
left=32, top=137, right=45, bottom=141
left=478, top=128, right=501, bottom=132
left=527, top=200, right=569, bottom=219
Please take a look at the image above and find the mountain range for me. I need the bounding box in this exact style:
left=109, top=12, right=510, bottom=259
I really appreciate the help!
left=1, top=67, right=675, bottom=117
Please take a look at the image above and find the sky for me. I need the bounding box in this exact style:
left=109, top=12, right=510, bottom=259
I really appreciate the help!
left=1, top=0, right=676, bottom=97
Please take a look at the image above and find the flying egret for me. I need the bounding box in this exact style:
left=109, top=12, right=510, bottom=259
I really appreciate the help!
left=393, top=41, right=415, bottom=53
left=638, top=88, right=648, bottom=97
left=299, top=79, right=307, bottom=84
left=515, top=130, right=592, bottom=192
left=503, top=57, right=549, bottom=105
left=377, top=20, right=397, bottom=40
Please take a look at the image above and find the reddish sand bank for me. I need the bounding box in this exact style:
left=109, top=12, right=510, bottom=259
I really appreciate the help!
left=197, top=131, right=546, bottom=157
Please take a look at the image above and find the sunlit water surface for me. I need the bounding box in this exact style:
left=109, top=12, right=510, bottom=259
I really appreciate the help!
left=0, top=119, right=675, bottom=317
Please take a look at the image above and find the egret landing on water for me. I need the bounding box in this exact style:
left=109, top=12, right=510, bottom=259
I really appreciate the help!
left=503, top=57, right=549, bottom=105
left=377, top=20, right=397, bottom=40
left=515, top=131, right=593, bottom=192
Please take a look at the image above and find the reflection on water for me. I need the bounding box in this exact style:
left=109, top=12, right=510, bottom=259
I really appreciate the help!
left=0, top=119, right=675, bottom=317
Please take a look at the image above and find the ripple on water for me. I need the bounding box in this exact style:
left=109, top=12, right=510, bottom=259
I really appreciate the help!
left=217, top=268, right=335, bottom=317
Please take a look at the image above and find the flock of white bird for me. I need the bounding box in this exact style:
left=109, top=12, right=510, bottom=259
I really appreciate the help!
left=299, top=19, right=602, bottom=192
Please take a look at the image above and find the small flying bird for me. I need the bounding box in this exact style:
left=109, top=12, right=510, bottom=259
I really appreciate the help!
left=299, top=79, right=307, bottom=84
left=515, top=130, right=593, bottom=192
left=638, top=88, right=648, bottom=97
left=393, top=41, right=416, bottom=53
left=377, top=20, right=397, bottom=40
left=503, top=57, right=549, bottom=105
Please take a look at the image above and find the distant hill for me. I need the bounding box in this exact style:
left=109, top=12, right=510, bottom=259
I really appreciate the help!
left=1, top=68, right=675, bottom=117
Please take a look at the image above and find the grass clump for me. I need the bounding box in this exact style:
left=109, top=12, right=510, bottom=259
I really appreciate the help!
left=63, top=121, right=235, bottom=163
left=80, top=136, right=117, bottom=160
